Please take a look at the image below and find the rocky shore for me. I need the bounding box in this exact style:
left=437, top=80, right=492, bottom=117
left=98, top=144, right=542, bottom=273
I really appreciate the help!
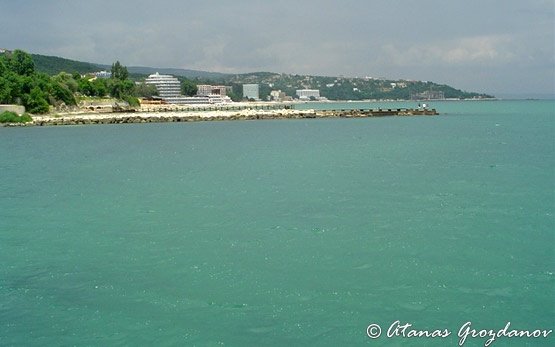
left=2, top=107, right=438, bottom=127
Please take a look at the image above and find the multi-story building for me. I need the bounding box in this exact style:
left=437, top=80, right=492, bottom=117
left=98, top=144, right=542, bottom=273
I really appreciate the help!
left=143, top=73, right=233, bottom=105
left=94, top=70, right=112, bottom=79
left=270, top=90, right=284, bottom=101
left=243, top=84, right=260, bottom=100
left=296, top=89, right=320, bottom=99
left=270, top=90, right=292, bottom=102
left=197, top=85, right=231, bottom=97
left=145, top=72, right=182, bottom=99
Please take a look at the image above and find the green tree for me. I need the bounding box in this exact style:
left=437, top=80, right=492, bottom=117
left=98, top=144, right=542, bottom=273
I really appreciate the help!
left=0, top=77, right=12, bottom=104
left=107, top=79, right=133, bottom=99
left=51, top=82, right=76, bottom=105
left=1, top=49, right=117, bottom=112
left=0, top=57, right=6, bottom=76
left=53, top=72, right=78, bottom=93
left=78, top=78, right=95, bottom=96
left=181, top=79, right=198, bottom=96
left=24, top=87, right=49, bottom=114
left=7, top=74, right=27, bottom=103
left=123, top=95, right=140, bottom=107
left=92, top=78, right=107, bottom=97
left=111, top=61, right=128, bottom=81
left=9, top=50, right=35, bottom=76
left=33, top=73, right=52, bottom=91
left=109, top=80, right=124, bottom=99
left=133, top=83, right=159, bottom=98
left=226, top=89, right=242, bottom=102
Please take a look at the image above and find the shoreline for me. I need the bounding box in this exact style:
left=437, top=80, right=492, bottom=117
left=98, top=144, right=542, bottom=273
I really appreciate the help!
left=3, top=107, right=438, bottom=127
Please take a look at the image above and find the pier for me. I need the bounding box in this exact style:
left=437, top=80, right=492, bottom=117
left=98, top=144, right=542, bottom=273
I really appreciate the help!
left=137, top=103, right=437, bottom=116
left=315, top=108, right=438, bottom=117
left=137, top=103, right=294, bottom=113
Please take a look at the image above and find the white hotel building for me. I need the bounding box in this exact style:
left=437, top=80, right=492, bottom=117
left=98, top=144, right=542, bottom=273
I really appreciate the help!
left=144, top=72, right=182, bottom=99
left=296, top=89, right=320, bottom=100
left=144, top=73, right=231, bottom=105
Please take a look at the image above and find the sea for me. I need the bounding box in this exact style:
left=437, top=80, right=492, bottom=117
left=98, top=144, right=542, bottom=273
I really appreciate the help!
left=1, top=100, right=554, bottom=346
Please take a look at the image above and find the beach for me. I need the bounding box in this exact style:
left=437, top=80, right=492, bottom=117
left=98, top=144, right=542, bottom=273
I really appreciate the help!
left=5, top=103, right=438, bottom=127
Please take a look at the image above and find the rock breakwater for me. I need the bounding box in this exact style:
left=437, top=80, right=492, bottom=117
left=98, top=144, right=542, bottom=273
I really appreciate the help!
left=3, top=108, right=438, bottom=127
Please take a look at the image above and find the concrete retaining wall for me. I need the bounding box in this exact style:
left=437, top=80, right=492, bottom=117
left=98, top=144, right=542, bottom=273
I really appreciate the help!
left=0, top=105, right=25, bottom=115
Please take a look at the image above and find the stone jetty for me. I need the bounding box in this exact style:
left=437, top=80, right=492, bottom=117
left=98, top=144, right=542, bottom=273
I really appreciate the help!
left=3, top=107, right=438, bottom=127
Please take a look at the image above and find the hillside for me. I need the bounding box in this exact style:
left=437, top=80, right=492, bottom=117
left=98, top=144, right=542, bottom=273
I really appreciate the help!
left=212, top=72, right=493, bottom=101
left=31, top=53, right=228, bottom=80
left=125, top=66, right=228, bottom=80
left=27, top=52, right=492, bottom=100
left=31, top=54, right=101, bottom=75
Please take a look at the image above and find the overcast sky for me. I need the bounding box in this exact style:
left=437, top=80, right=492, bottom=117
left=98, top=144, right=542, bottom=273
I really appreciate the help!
left=1, top=0, right=554, bottom=96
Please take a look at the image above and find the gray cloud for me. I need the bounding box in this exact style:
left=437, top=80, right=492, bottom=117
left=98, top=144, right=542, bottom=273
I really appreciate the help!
left=1, top=0, right=553, bottom=95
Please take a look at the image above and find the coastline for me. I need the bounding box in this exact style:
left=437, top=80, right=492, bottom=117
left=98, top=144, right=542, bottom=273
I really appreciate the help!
left=2, top=107, right=438, bottom=127
left=5, top=98, right=519, bottom=128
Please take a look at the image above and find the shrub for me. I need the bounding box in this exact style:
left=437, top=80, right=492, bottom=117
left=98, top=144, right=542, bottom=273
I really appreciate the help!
left=0, top=111, right=33, bottom=123
left=123, top=95, right=140, bottom=107
left=24, top=87, right=50, bottom=114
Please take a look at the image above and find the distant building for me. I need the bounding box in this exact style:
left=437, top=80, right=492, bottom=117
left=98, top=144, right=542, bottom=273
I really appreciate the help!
left=270, top=90, right=292, bottom=102
left=410, top=90, right=445, bottom=100
left=145, top=72, right=182, bottom=99
left=94, top=70, right=112, bottom=79
left=143, top=73, right=234, bottom=105
left=270, top=90, right=283, bottom=101
left=164, top=95, right=232, bottom=105
left=243, top=84, right=260, bottom=100
left=197, top=85, right=231, bottom=97
left=296, top=89, right=320, bottom=100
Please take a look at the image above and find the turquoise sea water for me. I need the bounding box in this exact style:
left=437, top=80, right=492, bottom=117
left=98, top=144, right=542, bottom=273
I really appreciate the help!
left=1, top=100, right=554, bottom=346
